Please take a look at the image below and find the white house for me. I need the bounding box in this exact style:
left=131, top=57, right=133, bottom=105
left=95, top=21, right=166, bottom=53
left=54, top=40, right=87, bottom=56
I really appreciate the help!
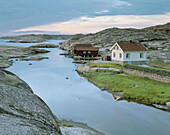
left=110, top=42, right=147, bottom=65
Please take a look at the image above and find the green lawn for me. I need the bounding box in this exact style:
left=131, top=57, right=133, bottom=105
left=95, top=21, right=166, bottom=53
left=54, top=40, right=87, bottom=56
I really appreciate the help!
left=84, top=72, right=170, bottom=105
left=148, top=66, right=170, bottom=72
left=88, top=62, right=122, bottom=69
left=150, top=60, right=170, bottom=68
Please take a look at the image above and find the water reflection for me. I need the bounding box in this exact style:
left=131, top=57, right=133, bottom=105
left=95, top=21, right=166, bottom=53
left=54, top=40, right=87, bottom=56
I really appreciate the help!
left=0, top=39, right=169, bottom=135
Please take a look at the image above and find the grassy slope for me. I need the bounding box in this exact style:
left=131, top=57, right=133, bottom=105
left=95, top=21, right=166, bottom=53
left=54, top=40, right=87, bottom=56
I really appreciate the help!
left=84, top=72, right=170, bottom=105
left=149, top=66, right=170, bottom=71
left=88, top=62, right=122, bottom=69
left=149, top=60, right=170, bottom=68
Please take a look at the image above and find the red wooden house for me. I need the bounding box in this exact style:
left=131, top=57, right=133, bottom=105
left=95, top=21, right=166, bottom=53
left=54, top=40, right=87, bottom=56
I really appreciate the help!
left=74, top=44, right=99, bottom=57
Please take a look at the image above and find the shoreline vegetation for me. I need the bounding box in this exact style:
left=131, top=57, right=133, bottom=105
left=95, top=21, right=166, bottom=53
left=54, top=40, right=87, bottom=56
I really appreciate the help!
left=57, top=119, right=105, bottom=135
left=80, top=63, right=170, bottom=108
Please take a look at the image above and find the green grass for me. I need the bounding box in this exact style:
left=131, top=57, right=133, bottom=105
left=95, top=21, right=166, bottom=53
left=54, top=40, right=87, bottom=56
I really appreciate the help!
left=148, top=66, right=170, bottom=72
left=84, top=72, right=170, bottom=105
left=88, top=62, right=122, bottom=69
left=62, top=123, right=67, bottom=127
left=67, top=125, right=74, bottom=127
left=57, top=120, right=61, bottom=126
left=150, top=60, right=170, bottom=68
left=62, top=123, right=74, bottom=127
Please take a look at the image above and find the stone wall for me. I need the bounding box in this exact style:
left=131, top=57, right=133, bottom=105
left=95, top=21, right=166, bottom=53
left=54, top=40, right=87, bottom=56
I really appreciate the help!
left=123, top=68, right=170, bottom=83
left=112, top=60, right=123, bottom=65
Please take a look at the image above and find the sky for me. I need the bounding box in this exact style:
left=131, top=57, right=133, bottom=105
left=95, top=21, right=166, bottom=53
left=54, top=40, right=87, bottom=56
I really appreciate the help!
left=0, top=0, right=170, bottom=35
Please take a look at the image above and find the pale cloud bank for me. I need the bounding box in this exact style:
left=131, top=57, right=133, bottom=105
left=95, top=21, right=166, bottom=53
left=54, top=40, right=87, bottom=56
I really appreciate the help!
left=12, top=13, right=170, bottom=34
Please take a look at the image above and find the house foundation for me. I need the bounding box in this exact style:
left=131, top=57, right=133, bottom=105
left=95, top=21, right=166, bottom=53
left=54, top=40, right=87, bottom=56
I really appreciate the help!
left=112, top=60, right=146, bottom=65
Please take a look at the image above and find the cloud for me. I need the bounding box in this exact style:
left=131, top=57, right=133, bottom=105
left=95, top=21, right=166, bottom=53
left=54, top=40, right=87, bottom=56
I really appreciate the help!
left=0, top=0, right=132, bottom=34
left=1, top=0, right=170, bottom=36
left=12, top=12, right=170, bottom=35
left=115, top=0, right=131, bottom=7
left=96, top=10, right=110, bottom=14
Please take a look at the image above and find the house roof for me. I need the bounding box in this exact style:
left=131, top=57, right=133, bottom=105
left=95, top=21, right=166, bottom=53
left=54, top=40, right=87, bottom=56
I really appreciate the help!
left=75, top=47, right=99, bottom=51
left=75, top=44, right=92, bottom=48
left=111, top=42, right=147, bottom=52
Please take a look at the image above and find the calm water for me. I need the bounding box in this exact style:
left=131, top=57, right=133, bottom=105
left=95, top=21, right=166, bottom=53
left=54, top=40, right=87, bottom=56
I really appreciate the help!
left=1, top=39, right=170, bottom=135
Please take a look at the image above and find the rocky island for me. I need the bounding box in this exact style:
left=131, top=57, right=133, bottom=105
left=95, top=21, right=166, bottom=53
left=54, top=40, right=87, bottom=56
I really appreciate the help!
left=0, top=45, right=50, bottom=68
left=1, top=34, right=73, bottom=43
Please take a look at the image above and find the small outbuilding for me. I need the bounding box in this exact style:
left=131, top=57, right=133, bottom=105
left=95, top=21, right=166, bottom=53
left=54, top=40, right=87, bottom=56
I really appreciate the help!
left=110, top=42, right=147, bottom=65
left=74, top=44, right=99, bottom=57
left=101, top=55, right=111, bottom=61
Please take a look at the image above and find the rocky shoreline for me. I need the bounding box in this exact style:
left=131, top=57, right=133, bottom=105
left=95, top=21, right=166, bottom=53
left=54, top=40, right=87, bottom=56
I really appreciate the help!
left=0, top=69, right=106, bottom=135
left=0, top=69, right=62, bottom=135
left=0, top=43, right=63, bottom=134
left=79, top=70, right=170, bottom=111
left=0, top=42, right=106, bottom=135
left=0, top=45, right=50, bottom=69
left=0, top=24, right=169, bottom=133
left=59, top=120, right=105, bottom=135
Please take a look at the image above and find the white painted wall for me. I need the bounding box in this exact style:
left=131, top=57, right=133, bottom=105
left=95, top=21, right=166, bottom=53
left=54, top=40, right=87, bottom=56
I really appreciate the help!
left=111, top=44, right=124, bottom=61
left=110, top=43, right=147, bottom=62
left=111, top=50, right=147, bottom=62
left=123, top=51, right=147, bottom=61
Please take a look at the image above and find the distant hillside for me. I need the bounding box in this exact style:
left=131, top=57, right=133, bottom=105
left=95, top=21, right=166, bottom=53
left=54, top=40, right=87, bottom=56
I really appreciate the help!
left=61, top=23, right=170, bottom=53
left=143, top=23, right=170, bottom=36
left=0, top=34, right=73, bottom=40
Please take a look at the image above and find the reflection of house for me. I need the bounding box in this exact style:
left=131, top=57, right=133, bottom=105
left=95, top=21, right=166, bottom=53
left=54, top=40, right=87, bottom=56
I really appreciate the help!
left=110, top=42, right=147, bottom=65
left=74, top=44, right=99, bottom=57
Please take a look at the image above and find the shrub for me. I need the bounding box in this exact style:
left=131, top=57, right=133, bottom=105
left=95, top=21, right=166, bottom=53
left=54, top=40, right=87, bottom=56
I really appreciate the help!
left=67, top=125, right=74, bottom=127
left=62, top=123, right=67, bottom=127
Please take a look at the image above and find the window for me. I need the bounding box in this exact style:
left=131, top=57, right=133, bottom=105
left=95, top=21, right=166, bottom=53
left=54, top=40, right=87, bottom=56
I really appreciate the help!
left=126, top=53, right=130, bottom=59
left=83, top=51, right=86, bottom=54
left=140, top=53, right=144, bottom=58
left=119, top=53, right=122, bottom=58
left=88, top=51, right=91, bottom=54
left=113, top=52, right=116, bottom=57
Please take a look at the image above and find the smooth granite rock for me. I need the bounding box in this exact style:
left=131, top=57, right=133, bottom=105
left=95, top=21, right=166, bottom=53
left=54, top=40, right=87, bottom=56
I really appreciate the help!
left=166, top=102, right=170, bottom=107
left=0, top=70, right=62, bottom=135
